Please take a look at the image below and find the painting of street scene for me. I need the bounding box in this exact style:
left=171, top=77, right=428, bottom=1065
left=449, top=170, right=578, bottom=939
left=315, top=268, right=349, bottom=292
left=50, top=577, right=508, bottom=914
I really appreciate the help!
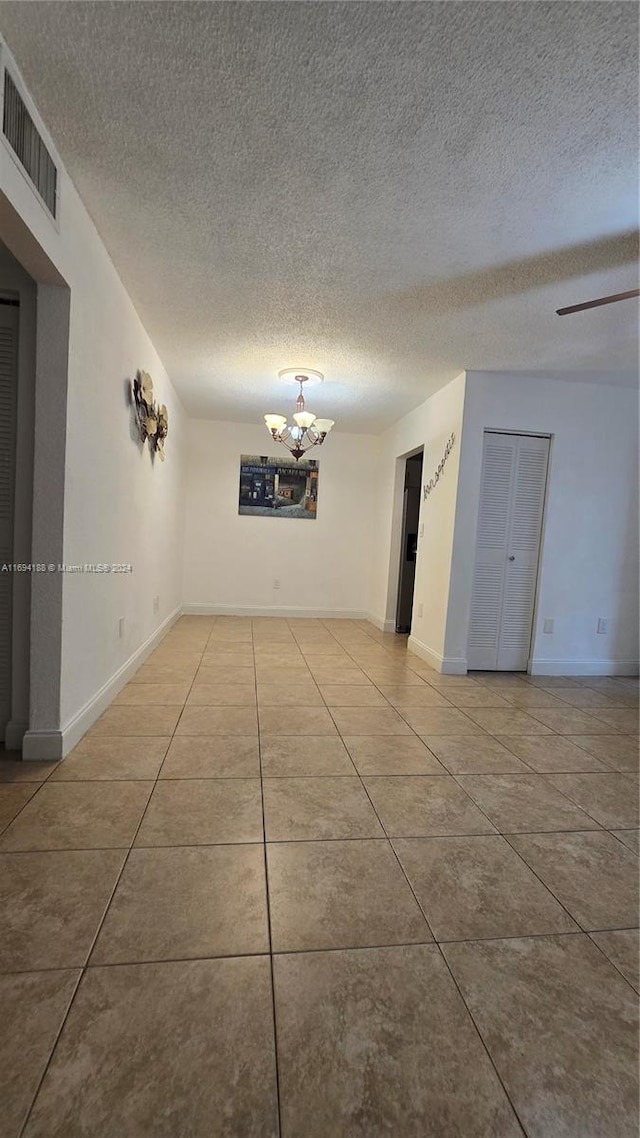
left=238, top=455, right=318, bottom=519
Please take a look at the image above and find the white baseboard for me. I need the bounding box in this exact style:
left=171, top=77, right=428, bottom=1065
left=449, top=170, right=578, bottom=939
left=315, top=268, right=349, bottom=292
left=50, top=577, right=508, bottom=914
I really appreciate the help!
left=366, top=614, right=396, bottom=633
left=529, top=657, right=640, bottom=677
left=182, top=603, right=369, bottom=620
left=4, top=720, right=28, bottom=750
left=407, top=635, right=468, bottom=675
left=21, top=606, right=182, bottom=761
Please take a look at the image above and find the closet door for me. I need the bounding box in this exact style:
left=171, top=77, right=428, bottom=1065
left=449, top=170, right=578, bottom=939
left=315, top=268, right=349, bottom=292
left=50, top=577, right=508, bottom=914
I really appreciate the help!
left=467, top=432, right=549, bottom=671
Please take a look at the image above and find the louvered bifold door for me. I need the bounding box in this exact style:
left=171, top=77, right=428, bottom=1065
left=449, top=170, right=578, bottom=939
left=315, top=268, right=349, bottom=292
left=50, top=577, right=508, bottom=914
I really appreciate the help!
left=468, top=432, right=549, bottom=671
left=0, top=307, right=18, bottom=734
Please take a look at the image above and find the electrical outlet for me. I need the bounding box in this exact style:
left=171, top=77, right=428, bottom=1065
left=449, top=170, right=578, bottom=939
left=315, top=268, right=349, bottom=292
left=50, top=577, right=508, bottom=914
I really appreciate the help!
left=417, top=602, right=423, bottom=618
left=419, top=523, right=424, bottom=539
left=596, top=618, right=609, bottom=635
left=153, top=595, right=160, bottom=614
left=543, top=618, right=554, bottom=634
left=273, top=578, right=280, bottom=590
left=118, top=617, right=125, bottom=639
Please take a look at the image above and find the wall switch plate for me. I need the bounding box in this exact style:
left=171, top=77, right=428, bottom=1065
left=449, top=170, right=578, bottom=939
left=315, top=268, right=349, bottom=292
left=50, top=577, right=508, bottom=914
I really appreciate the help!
left=417, top=602, right=423, bottom=618
left=153, top=595, right=160, bottom=614
left=118, top=617, right=125, bottom=639
left=273, top=578, right=280, bottom=590
left=543, top=618, right=554, bottom=634
left=596, top=618, right=609, bottom=635
left=419, top=523, right=424, bottom=538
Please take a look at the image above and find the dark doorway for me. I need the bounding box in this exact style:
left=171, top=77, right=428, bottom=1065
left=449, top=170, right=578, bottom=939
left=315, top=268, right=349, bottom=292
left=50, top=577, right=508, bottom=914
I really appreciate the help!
left=395, top=450, right=423, bottom=633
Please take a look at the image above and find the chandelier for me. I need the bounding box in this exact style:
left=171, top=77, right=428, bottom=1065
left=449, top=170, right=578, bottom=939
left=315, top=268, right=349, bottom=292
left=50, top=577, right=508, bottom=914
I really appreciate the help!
left=264, top=369, right=335, bottom=461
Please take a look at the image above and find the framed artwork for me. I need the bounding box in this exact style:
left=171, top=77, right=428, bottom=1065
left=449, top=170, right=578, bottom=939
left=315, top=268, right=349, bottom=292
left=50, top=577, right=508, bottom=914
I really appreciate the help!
left=238, top=455, right=318, bottom=519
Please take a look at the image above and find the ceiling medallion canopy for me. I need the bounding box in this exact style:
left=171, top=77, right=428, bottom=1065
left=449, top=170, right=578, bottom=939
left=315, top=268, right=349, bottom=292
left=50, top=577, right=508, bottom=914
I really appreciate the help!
left=264, top=369, right=335, bottom=461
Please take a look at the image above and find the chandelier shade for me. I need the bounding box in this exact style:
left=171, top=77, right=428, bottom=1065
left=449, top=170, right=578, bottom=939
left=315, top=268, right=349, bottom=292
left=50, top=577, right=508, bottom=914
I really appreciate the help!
left=264, top=372, right=335, bottom=460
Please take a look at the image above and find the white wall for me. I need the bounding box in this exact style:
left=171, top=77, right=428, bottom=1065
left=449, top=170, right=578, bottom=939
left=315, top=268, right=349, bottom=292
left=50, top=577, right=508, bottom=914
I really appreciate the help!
left=182, top=420, right=377, bottom=617
left=447, top=371, right=639, bottom=674
left=0, top=42, right=187, bottom=754
left=369, top=373, right=466, bottom=667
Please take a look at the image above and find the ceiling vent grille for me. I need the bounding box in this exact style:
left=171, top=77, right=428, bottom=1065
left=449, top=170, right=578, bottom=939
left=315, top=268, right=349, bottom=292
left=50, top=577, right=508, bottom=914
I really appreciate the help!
left=2, top=70, right=57, bottom=218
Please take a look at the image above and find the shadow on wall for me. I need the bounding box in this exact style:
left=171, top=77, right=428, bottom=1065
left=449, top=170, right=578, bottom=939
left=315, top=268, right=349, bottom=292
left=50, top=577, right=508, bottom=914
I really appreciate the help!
left=387, top=229, right=639, bottom=315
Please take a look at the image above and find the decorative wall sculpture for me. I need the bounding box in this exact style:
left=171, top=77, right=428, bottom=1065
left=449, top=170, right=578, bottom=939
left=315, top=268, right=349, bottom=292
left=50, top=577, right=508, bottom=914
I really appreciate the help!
left=132, top=370, right=168, bottom=460
left=238, top=455, right=318, bottom=519
left=423, top=432, right=455, bottom=499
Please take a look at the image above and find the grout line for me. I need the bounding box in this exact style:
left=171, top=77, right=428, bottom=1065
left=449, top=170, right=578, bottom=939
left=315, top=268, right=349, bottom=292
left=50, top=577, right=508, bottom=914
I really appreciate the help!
left=255, top=623, right=284, bottom=1138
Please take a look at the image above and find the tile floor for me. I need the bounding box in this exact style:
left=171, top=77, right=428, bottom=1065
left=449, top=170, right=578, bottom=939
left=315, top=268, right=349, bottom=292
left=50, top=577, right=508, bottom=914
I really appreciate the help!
left=1, top=616, right=638, bottom=1137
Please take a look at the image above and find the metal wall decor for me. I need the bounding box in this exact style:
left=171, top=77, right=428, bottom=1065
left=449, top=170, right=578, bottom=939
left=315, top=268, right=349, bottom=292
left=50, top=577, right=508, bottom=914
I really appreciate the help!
left=132, top=370, right=169, bottom=460
left=423, top=433, right=455, bottom=499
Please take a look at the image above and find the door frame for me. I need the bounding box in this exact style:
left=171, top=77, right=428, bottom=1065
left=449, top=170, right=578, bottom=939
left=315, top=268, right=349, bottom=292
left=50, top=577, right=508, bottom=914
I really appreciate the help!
left=385, top=445, right=424, bottom=633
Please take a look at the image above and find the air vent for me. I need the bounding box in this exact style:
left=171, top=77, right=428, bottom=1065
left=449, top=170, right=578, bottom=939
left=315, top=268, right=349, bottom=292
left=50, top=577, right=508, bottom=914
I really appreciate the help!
left=2, top=70, right=57, bottom=218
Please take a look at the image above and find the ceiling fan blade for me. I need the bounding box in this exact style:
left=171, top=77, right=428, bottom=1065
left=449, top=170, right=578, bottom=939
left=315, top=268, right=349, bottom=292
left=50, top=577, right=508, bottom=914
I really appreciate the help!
left=556, top=288, right=640, bottom=315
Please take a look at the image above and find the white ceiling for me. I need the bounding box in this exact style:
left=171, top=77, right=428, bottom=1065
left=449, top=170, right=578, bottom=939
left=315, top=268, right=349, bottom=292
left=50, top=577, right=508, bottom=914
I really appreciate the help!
left=0, top=1, right=637, bottom=432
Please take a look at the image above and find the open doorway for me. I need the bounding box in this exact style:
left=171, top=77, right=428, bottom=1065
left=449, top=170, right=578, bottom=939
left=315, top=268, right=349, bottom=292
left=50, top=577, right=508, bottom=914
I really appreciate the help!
left=395, top=450, right=423, bottom=633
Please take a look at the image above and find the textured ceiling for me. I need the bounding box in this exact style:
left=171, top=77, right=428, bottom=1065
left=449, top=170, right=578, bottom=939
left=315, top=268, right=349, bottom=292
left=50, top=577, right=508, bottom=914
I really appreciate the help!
left=0, top=1, right=637, bottom=431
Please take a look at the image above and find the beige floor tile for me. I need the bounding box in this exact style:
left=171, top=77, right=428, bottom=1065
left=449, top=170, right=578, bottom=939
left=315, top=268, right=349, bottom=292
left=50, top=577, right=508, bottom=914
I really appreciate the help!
left=159, top=736, right=260, bottom=778
left=464, top=708, right=553, bottom=735
left=342, top=736, right=445, bottom=775
left=379, top=686, right=451, bottom=707
left=495, top=734, right=609, bottom=773
left=200, top=651, right=255, bottom=667
left=553, top=688, right=629, bottom=711
left=186, top=684, right=256, bottom=706
left=590, top=929, right=639, bottom=992
left=397, top=707, right=486, bottom=734
left=259, top=707, right=337, bottom=735
left=588, top=708, right=640, bottom=734
left=307, top=665, right=371, bottom=685
left=525, top=707, right=617, bottom=735
left=195, top=665, right=256, bottom=685
left=423, top=736, right=530, bottom=774
left=52, top=737, right=170, bottom=781
left=318, top=685, right=389, bottom=707
left=544, top=772, right=640, bottom=829
left=443, top=934, right=639, bottom=1138
left=23, top=957, right=278, bottom=1138
left=611, top=829, right=640, bottom=854
left=567, top=734, right=639, bottom=771
left=394, top=835, right=577, bottom=941
left=89, top=705, right=182, bottom=737
left=0, top=757, right=58, bottom=783
left=257, top=682, right=323, bottom=706
left=114, top=682, right=191, bottom=705
left=0, top=784, right=38, bottom=832
left=0, top=782, right=153, bottom=851
left=92, top=845, right=269, bottom=963
left=0, top=849, right=126, bottom=970
left=458, top=773, right=600, bottom=833
left=329, top=707, right=413, bottom=736
left=363, top=776, right=496, bottom=837
left=520, top=676, right=583, bottom=690
left=419, top=674, right=483, bottom=689
left=363, top=668, right=427, bottom=685
left=267, top=839, right=432, bottom=952
left=273, top=944, right=521, bottom=1138
left=1, top=969, right=80, bottom=1138
left=260, top=736, right=355, bottom=777
left=135, top=779, right=263, bottom=846
left=176, top=706, right=259, bottom=736
left=129, top=664, right=198, bottom=685
left=443, top=689, right=514, bottom=708
left=263, top=777, right=384, bottom=841
left=508, top=830, right=639, bottom=930
left=499, top=688, right=570, bottom=708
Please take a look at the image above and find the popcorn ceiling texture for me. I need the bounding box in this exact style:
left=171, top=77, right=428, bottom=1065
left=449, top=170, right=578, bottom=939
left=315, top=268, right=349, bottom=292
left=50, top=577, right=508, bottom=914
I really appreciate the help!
left=0, top=1, right=637, bottom=431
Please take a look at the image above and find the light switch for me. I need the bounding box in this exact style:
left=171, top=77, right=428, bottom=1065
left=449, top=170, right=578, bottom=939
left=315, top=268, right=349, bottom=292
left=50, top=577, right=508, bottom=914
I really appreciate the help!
left=543, top=618, right=554, bottom=634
